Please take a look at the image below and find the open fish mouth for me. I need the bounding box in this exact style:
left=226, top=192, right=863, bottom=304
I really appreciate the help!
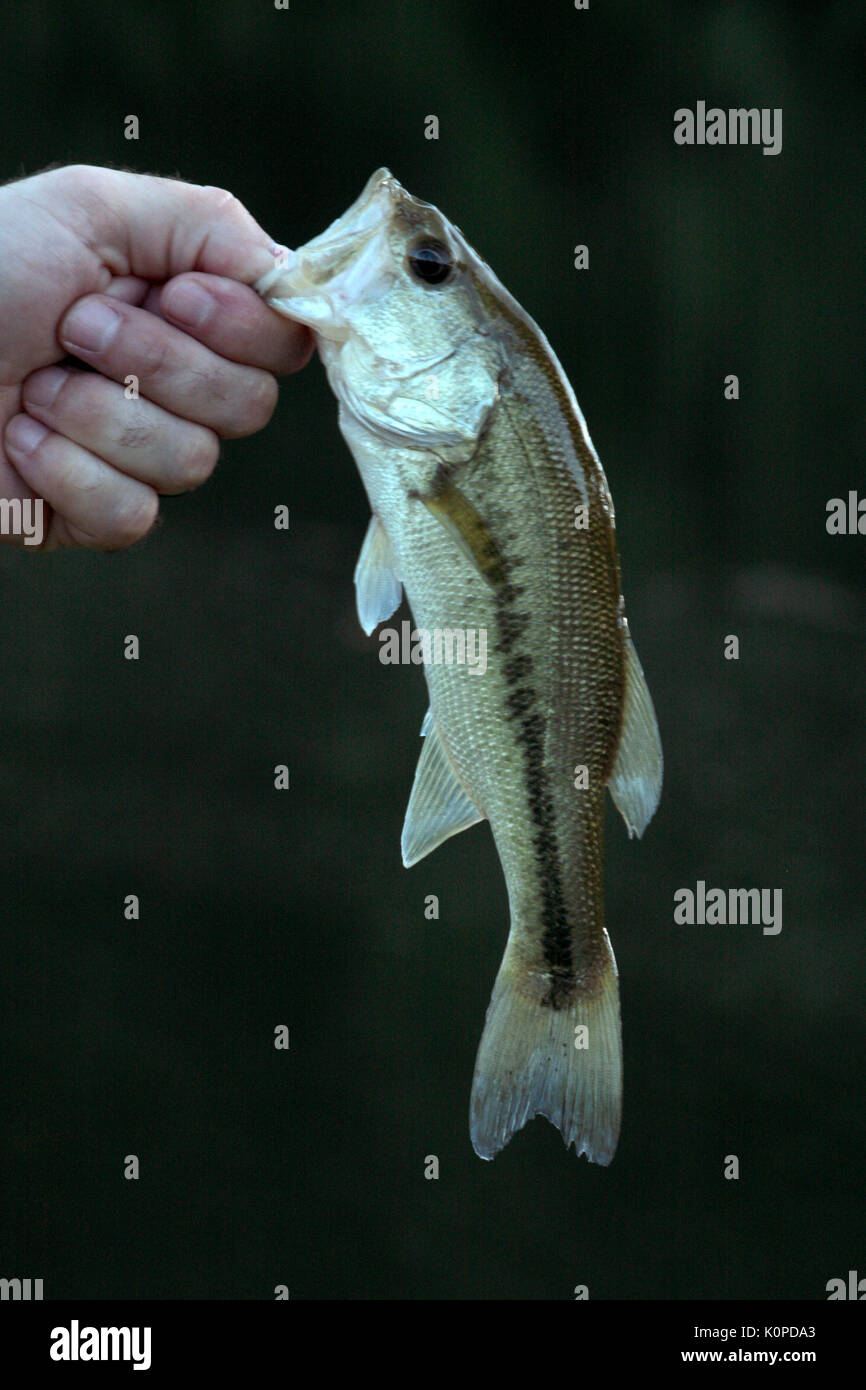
left=255, top=168, right=405, bottom=337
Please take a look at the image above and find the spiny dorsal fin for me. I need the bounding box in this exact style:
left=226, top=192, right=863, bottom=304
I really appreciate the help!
left=353, top=514, right=403, bottom=636
left=608, top=628, right=663, bottom=839
left=401, top=716, right=484, bottom=867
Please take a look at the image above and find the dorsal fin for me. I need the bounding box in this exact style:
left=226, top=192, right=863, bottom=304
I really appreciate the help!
left=401, top=716, right=484, bottom=867
left=608, top=628, right=663, bottom=838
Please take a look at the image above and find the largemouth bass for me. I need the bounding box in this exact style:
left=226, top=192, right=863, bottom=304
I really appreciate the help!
left=256, top=170, right=662, bottom=1164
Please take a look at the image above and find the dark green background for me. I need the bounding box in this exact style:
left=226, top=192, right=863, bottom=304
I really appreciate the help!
left=0, top=0, right=863, bottom=1299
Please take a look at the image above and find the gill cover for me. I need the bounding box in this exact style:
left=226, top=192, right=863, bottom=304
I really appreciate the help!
left=255, top=168, right=501, bottom=456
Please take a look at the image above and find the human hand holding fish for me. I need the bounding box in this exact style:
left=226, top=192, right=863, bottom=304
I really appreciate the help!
left=0, top=164, right=312, bottom=550
left=256, top=170, right=663, bottom=1165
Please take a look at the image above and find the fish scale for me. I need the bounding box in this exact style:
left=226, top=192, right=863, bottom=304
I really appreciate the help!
left=256, top=168, right=662, bottom=1164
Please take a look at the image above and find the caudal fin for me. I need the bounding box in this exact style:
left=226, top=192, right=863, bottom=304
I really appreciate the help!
left=469, top=933, right=622, bottom=1165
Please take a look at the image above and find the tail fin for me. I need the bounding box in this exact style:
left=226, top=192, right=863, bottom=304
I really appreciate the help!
left=469, top=931, right=622, bottom=1165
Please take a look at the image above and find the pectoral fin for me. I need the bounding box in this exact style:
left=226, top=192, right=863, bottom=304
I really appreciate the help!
left=608, top=629, right=663, bottom=838
left=416, top=482, right=506, bottom=590
left=353, top=515, right=403, bottom=636
left=401, top=717, right=484, bottom=867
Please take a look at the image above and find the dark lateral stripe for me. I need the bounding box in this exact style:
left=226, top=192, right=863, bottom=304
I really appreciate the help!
left=495, top=568, right=574, bottom=1008
left=511, top=702, right=574, bottom=1008
left=414, top=480, right=508, bottom=589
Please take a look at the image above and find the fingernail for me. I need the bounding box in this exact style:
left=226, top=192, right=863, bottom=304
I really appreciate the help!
left=6, top=414, right=49, bottom=455
left=164, top=281, right=212, bottom=329
left=25, top=365, right=67, bottom=408
left=62, top=297, right=120, bottom=353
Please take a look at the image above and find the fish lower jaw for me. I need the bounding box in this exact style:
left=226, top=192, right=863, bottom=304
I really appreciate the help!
left=253, top=250, right=300, bottom=297
left=262, top=295, right=353, bottom=343
left=255, top=260, right=353, bottom=337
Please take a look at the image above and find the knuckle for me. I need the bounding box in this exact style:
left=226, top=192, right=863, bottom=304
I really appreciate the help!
left=201, top=184, right=244, bottom=219
left=117, top=420, right=155, bottom=450
left=49, top=165, right=117, bottom=233
left=133, top=329, right=170, bottom=383
left=49, top=162, right=100, bottom=195
left=198, top=185, right=253, bottom=244
left=192, top=363, right=229, bottom=406
left=113, top=394, right=158, bottom=451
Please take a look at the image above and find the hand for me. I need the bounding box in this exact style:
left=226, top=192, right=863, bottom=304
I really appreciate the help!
left=0, top=164, right=313, bottom=550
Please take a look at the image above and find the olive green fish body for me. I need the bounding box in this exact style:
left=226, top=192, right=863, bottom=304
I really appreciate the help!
left=256, top=170, right=662, bottom=1163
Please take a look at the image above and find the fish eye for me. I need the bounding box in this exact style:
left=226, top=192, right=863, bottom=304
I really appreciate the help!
left=407, top=238, right=453, bottom=286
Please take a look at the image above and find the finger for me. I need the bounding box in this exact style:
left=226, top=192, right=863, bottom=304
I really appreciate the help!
left=160, top=272, right=314, bottom=375
left=58, top=293, right=278, bottom=438
left=56, top=278, right=153, bottom=374
left=104, top=275, right=152, bottom=306
left=141, top=282, right=166, bottom=316
left=4, top=412, right=158, bottom=550
left=21, top=365, right=220, bottom=495
left=43, top=164, right=286, bottom=285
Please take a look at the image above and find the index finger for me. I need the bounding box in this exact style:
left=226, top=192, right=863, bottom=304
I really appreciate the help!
left=159, top=272, right=315, bottom=376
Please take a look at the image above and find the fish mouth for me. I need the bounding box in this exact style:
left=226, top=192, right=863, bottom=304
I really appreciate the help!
left=255, top=167, right=411, bottom=338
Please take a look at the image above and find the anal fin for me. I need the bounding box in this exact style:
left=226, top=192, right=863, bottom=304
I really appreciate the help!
left=401, top=717, right=484, bottom=867
left=608, top=628, right=663, bottom=839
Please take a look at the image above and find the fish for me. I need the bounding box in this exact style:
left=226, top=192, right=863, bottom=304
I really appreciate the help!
left=255, top=169, right=662, bottom=1164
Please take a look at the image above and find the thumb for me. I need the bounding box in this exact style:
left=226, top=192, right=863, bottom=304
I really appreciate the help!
left=48, top=164, right=287, bottom=287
